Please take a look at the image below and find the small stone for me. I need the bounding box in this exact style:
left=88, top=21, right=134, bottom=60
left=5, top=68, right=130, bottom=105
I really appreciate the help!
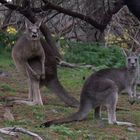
left=51, top=109, right=58, bottom=113
left=0, top=71, right=10, bottom=77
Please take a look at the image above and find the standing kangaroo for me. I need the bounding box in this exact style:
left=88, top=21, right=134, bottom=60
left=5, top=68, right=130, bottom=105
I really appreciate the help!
left=42, top=50, right=139, bottom=127
left=12, top=20, right=79, bottom=107
left=12, top=20, right=45, bottom=105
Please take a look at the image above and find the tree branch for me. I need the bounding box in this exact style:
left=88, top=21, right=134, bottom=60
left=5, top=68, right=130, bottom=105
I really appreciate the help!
left=0, top=127, right=43, bottom=140
left=0, top=0, right=61, bottom=58
left=102, top=0, right=125, bottom=27
left=0, top=0, right=107, bottom=31
left=40, top=0, right=106, bottom=30
left=0, top=0, right=22, bottom=11
left=0, top=0, right=125, bottom=31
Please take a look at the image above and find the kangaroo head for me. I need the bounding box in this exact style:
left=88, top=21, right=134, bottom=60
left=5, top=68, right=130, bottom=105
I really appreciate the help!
left=126, top=53, right=138, bottom=70
left=25, top=20, right=42, bottom=40
left=122, top=49, right=139, bottom=70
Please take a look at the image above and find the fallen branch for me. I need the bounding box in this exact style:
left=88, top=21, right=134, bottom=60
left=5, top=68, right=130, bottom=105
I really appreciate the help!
left=116, top=107, right=130, bottom=111
left=58, top=61, right=79, bottom=68
left=0, top=129, right=17, bottom=136
left=0, top=127, right=43, bottom=140
left=58, top=60, right=94, bottom=69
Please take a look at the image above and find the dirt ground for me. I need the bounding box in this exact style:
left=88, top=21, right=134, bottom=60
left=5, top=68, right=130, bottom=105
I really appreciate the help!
left=0, top=66, right=140, bottom=140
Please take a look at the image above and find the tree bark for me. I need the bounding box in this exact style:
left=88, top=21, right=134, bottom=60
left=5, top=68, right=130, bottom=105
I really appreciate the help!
left=82, top=0, right=124, bottom=42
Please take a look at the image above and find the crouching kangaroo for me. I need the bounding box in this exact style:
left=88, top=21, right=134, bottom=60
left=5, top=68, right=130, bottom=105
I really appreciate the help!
left=41, top=50, right=139, bottom=127
left=12, top=20, right=45, bottom=105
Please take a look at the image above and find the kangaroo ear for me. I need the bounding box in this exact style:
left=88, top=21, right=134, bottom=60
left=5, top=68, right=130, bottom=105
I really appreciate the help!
left=25, top=21, right=28, bottom=29
left=35, top=19, right=43, bottom=27
left=25, top=20, right=33, bottom=29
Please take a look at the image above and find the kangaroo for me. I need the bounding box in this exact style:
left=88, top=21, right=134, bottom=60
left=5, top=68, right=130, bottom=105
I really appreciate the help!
left=41, top=50, right=139, bottom=127
left=11, top=20, right=79, bottom=107
left=12, top=20, right=45, bottom=105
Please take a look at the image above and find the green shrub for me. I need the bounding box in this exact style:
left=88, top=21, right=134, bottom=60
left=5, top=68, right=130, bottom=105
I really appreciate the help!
left=0, top=84, right=16, bottom=92
left=63, top=42, right=125, bottom=68
left=0, top=30, right=18, bottom=67
left=0, top=30, right=18, bottom=51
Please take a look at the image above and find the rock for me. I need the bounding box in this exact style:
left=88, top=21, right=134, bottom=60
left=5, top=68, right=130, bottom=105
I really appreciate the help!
left=51, top=109, right=58, bottom=113
left=0, top=71, right=10, bottom=77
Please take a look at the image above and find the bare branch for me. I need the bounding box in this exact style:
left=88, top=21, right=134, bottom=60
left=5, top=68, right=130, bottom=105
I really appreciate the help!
left=0, top=127, right=43, bottom=140
left=41, top=0, right=105, bottom=30
left=1, top=21, right=17, bottom=30
left=0, top=0, right=125, bottom=31
left=0, top=0, right=105, bottom=31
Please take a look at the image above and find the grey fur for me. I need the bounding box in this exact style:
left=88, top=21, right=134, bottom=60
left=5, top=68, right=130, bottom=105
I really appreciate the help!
left=12, top=20, right=45, bottom=105
left=42, top=50, right=139, bottom=127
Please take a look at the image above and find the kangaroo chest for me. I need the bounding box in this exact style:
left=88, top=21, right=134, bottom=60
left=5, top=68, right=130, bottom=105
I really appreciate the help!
left=24, top=40, right=42, bottom=59
left=30, top=41, right=40, bottom=52
left=125, top=71, right=138, bottom=86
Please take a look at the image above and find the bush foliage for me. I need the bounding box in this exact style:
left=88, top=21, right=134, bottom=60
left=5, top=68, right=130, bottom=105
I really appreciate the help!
left=0, top=31, right=125, bottom=69
left=0, top=29, right=18, bottom=51
left=63, top=42, right=125, bottom=68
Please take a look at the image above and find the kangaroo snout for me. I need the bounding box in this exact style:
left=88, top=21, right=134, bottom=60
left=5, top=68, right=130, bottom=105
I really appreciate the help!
left=32, top=33, right=38, bottom=38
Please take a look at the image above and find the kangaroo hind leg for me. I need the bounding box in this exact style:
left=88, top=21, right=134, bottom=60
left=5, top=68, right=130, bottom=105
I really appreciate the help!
left=106, top=91, right=135, bottom=126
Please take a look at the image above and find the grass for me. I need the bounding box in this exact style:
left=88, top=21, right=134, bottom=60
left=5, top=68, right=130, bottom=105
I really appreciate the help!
left=0, top=49, right=140, bottom=140
left=0, top=49, right=13, bottom=69
left=0, top=83, right=16, bottom=92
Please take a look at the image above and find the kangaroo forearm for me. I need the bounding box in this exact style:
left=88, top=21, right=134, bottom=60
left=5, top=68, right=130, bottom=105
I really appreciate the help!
left=26, top=62, right=37, bottom=75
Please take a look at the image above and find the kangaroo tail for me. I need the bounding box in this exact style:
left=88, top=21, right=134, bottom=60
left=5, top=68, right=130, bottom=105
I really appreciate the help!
left=41, top=111, right=85, bottom=127
left=47, top=78, right=79, bottom=108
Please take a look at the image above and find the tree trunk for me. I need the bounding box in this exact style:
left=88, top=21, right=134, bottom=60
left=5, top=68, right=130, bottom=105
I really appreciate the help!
left=81, top=0, right=124, bottom=42
left=83, top=0, right=105, bottom=42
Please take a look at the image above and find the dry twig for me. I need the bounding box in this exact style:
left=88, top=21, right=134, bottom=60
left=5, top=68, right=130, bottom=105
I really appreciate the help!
left=0, top=127, right=43, bottom=140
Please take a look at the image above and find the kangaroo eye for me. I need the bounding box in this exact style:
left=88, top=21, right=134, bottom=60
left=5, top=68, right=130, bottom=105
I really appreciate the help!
left=36, top=28, right=39, bottom=32
left=135, top=58, right=137, bottom=61
left=128, top=58, right=131, bottom=62
left=28, top=27, right=32, bottom=31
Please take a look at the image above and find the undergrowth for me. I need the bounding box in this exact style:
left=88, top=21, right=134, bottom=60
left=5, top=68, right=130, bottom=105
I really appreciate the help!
left=63, top=41, right=125, bottom=68
left=0, top=41, right=140, bottom=140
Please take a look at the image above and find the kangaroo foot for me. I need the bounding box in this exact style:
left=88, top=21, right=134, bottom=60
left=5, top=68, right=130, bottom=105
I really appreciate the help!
left=11, top=99, right=43, bottom=106
left=115, top=121, right=135, bottom=126
left=11, top=100, right=36, bottom=106
left=33, top=100, right=43, bottom=106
